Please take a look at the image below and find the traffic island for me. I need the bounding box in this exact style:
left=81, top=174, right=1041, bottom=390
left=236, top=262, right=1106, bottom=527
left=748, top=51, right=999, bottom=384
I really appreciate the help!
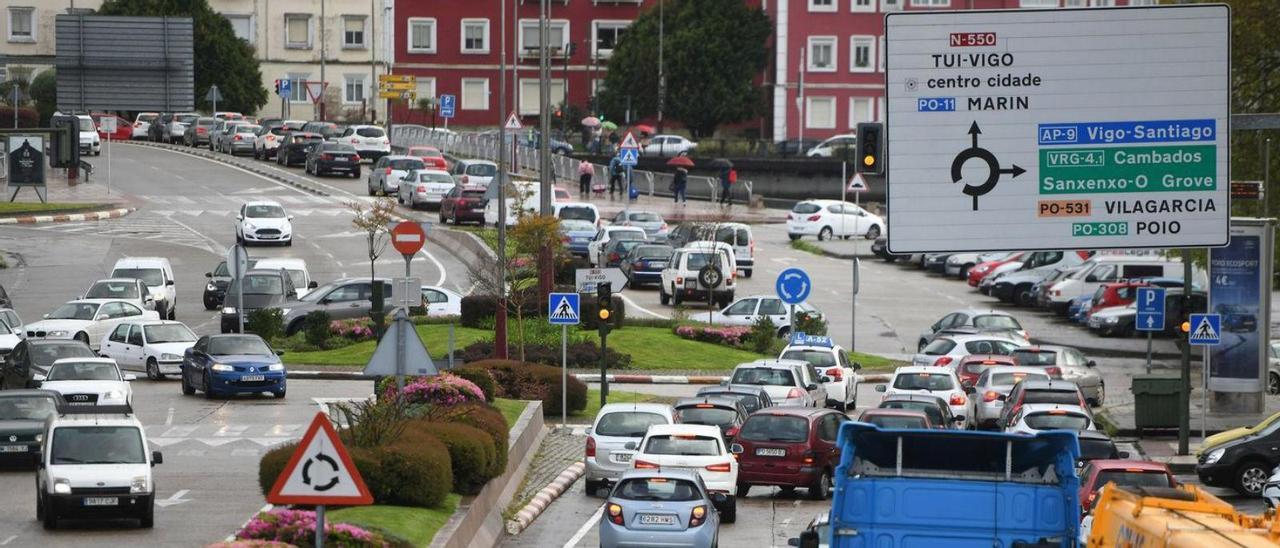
left=0, top=204, right=132, bottom=224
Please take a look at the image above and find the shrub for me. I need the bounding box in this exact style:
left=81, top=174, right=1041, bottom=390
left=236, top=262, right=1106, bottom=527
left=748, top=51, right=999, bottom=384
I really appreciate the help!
left=235, top=507, right=391, bottom=547
left=795, top=311, right=828, bottom=336
left=458, top=340, right=631, bottom=370
left=302, top=310, right=331, bottom=347
left=367, top=439, right=454, bottom=508
left=380, top=372, right=486, bottom=410
left=673, top=324, right=752, bottom=347
left=408, top=421, right=498, bottom=495
left=331, top=398, right=410, bottom=449
left=555, top=256, right=590, bottom=286
left=330, top=318, right=377, bottom=341
left=460, top=294, right=540, bottom=328
left=460, top=359, right=588, bottom=418
left=247, top=308, right=284, bottom=342
left=451, top=368, right=496, bottom=402
left=0, top=106, right=38, bottom=128
left=436, top=402, right=510, bottom=477
left=258, top=442, right=298, bottom=497
left=746, top=316, right=779, bottom=354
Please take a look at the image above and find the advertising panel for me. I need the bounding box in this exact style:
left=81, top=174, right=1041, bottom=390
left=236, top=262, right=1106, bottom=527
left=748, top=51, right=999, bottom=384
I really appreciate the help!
left=1208, top=220, right=1273, bottom=393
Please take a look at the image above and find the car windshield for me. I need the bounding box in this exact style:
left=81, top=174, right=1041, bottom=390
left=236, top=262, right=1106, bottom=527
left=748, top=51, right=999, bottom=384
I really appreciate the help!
left=30, top=344, right=95, bottom=367
left=1079, top=438, right=1119, bottom=461
left=643, top=434, right=721, bottom=456
left=389, top=159, right=425, bottom=170
left=973, top=315, right=1022, bottom=330
left=739, top=415, right=808, bottom=442
left=177, top=114, right=199, bottom=123
left=964, top=340, right=1017, bottom=355
left=675, top=406, right=737, bottom=426
left=629, top=212, right=662, bottom=223
left=48, top=303, right=99, bottom=320
left=685, top=252, right=722, bottom=271
left=0, top=396, right=57, bottom=421
left=1023, top=412, right=1090, bottom=430
left=323, top=143, right=355, bottom=152
left=730, top=367, right=795, bottom=387
left=615, top=478, right=701, bottom=502
left=559, top=207, right=596, bottom=221
left=792, top=203, right=821, bottom=214
left=356, top=127, right=385, bottom=138
left=236, top=125, right=260, bottom=134
left=880, top=401, right=945, bottom=425
left=1011, top=350, right=1059, bottom=365
left=86, top=282, right=139, bottom=300
left=1025, top=389, right=1082, bottom=405
left=781, top=350, right=837, bottom=368
left=1095, top=470, right=1172, bottom=489
left=213, top=260, right=258, bottom=277
left=231, top=275, right=284, bottom=296
left=864, top=415, right=928, bottom=429
left=197, top=118, right=216, bottom=127
left=922, top=339, right=957, bottom=356
left=144, top=324, right=197, bottom=344
left=633, top=246, right=673, bottom=259
left=465, top=164, right=497, bottom=176
left=111, top=268, right=164, bottom=287
left=594, top=411, right=668, bottom=437
left=613, top=230, right=646, bottom=241
left=991, top=372, right=1048, bottom=386
left=418, top=172, right=453, bottom=184
left=209, top=336, right=273, bottom=356
left=47, top=361, right=118, bottom=381
left=246, top=205, right=286, bottom=218
left=892, top=373, right=955, bottom=391
left=78, top=118, right=94, bottom=131
left=52, top=426, right=145, bottom=465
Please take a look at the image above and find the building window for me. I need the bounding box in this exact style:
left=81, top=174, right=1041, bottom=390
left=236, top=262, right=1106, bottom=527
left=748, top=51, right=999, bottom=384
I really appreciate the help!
left=909, top=0, right=949, bottom=6
left=518, top=78, right=567, bottom=116
left=519, top=20, right=569, bottom=54
left=461, top=78, right=489, bottom=110
left=344, top=75, right=367, bottom=104
left=1063, top=0, right=1085, bottom=6
left=852, top=0, right=874, bottom=12
left=849, top=97, right=872, bottom=128
left=593, top=21, right=629, bottom=59
left=878, top=36, right=886, bottom=72
left=284, top=14, right=311, bottom=49
left=415, top=78, right=437, bottom=106
left=461, top=19, right=489, bottom=54
left=1092, top=0, right=1114, bottom=5
left=7, top=7, right=34, bottom=43
left=288, top=73, right=309, bottom=103
left=1127, top=0, right=1156, bottom=5
left=342, top=16, right=366, bottom=49
left=1019, top=0, right=1056, bottom=7
left=225, top=14, right=254, bottom=44
left=808, top=0, right=836, bottom=13
left=407, top=18, right=436, bottom=54
left=807, top=37, right=836, bottom=72
left=881, top=0, right=902, bottom=10
left=850, top=36, right=874, bottom=73
left=806, top=97, right=835, bottom=130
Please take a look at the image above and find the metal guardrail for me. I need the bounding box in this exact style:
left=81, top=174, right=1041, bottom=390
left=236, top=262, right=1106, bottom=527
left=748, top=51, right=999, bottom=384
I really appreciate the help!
left=391, top=125, right=755, bottom=206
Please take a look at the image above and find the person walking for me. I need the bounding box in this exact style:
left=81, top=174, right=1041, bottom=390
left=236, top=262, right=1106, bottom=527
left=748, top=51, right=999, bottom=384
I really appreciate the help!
left=718, top=167, right=733, bottom=206
left=577, top=160, right=594, bottom=196
left=607, top=131, right=621, bottom=154
left=608, top=155, right=624, bottom=198
left=672, top=167, right=688, bottom=205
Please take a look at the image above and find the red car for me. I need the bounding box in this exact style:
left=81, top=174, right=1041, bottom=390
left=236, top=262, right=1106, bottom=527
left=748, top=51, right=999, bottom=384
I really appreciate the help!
left=91, top=114, right=132, bottom=141
left=1078, top=459, right=1175, bottom=512
left=967, top=252, right=1025, bottom=287
left=438, top=184, right=488, bottom=225
left=857, top=408, right=934, bottom=429
left=407, top=146, right=449, bottom=170
left=732, top=407, right=850, bottom=500
left=1088, top=280, right=1147, bottom=315
left=954, top=354, right=1018, bottom=387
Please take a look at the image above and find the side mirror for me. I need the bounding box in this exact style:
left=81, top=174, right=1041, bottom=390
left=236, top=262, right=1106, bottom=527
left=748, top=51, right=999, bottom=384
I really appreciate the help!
left=730, top=443, right=743, bottom=454
left=953, top=415, right=966, bottom=423
left=32, top=373, right=46, bottom=382
left=124, top=374, right=137, bottom=381
left=996, top=394, right=1007, bottom=401
left=875, top=385, right=886, bottom=392
left=42, top=314, right=49, bottom=319
left=819, top=376, right=832, bottom=383
left=320, top=298, right=332, bottom=305
left=624, top=441, right=637, bottom=451
left=236, top=215, right=244, bottom=221
left=806, top=384, right=818, bottom=391
left=287, top=215, right=295, bottom=221
left=152, top=451, right=163, bottom=465
left=276, top=350, right=285, bottom=356
left=710, top=492, right=729, bottom=505
left=961, top=380, right=975, bottom=392
left=725, top=427, right=740, bottom=439
left=1085, top=274, right=1098, bottom=283
left=719, top=379, right=729, bottom=386
left=309, top=281, right=318, bottom=289
left=853, top=362, right=863, bottom=371
left=788, top=539, right=801, bottom=547
left=1118, top=451, right=1131, bottom=459
left=205, top=272, right=213, bottom=278
left=584, top=427, right=592, bottom=436
left=1086, top=360, right=1097, bottom=368
left=166, top=280, right=175, bottom=286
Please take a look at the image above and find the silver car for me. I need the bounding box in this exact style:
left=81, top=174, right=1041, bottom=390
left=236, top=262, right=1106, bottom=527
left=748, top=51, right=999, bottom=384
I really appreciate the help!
left=209, top=120, right=246, bottom=152
left=280, top=278, right=394, bottom=336
left=1008, top=345, right=1106, bottom=406
left=971, top=366, right=1051, bottom=429
left=222, top=124, right=261, bottom=156
left=610, top=210, right=669, bottom=242
left=600, top=469, right=721, bottom=548
left=367, top=155, right=426, bottom=196
left=584, top=403, right=675, bottom=495
left=725, top=360, right=825, bottom=407
left=397, top=169, right=456, bottom=210
left=167, top=113, right=198, bottom=143
left=918, top=308, right=1029, bottom=351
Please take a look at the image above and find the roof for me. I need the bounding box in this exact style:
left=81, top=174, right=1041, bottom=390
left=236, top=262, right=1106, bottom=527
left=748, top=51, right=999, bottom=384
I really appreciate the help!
left=69, top=298, right=139, bottom=306
left=243, top=199, right=284, bottom=207
left=253, top=257, right=308, bottom=269
left=860, top=408, right=930, bottom=420
left=51, top=357, right=117, bottom=366
left=1077, top=429, right=1115, bottom=442
left=0, top=389, right=64, bottom=401
left=934, top=333, right=1019, bottom=344
left=92, top=277, right=145, bottom=284
left=597, top=402, right=674, bottom=416
left=879, top=392, right=950, bottom=405
left=112, top=256, right=169, bottom=267
left=455, top=158, right=496, bottom=165
left=116, top=319, right=185, bottom=327
left=644, top=423, right=723, bottom=438
left=751, top=406, right=833, bottom=419
left=1086, top=459, right=1170, bottom=472
left=24, top=339, right=90, bottom=347
left=697, top=385, right=768, bottom=397
left=982, top=366, right=1053, bottom=378
left=739, top=359, right=810, bottom=370
left=893, top=365, right=956, bottom=375
left=408, top=168, right=451, bottom=175
left=1018, top=403, right=1091, bottom=415
left=959, top=354, right=1017, bottom=363
left=946, top=308, right=1011, bottom=317
left=1016, top=345, right=1070, bottom=353
left=1017, top=379, right=1081, bottom=391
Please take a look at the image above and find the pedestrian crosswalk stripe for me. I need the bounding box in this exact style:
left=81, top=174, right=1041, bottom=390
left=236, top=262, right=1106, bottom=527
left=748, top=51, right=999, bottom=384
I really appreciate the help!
left=1193, top=318, right=1218, bottom=340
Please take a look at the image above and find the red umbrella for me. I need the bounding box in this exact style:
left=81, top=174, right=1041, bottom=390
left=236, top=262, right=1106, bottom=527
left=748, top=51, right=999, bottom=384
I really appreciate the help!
left=632, top=124, right=656, bottom=136
left=666, top=156, right=694, bottom=167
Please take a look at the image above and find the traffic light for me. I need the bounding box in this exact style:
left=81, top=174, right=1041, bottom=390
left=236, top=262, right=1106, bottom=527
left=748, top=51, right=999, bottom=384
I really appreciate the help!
left=49, top=115, right=79, bottom=168
left=274, top=79, right=282, bottom=96
left=855, top=122, right=883, bottom=175
left=597, top=282, right=613, bottom=334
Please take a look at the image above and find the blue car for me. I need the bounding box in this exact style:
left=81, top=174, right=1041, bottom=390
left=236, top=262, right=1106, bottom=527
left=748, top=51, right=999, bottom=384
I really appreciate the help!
left=181, top=334, right=286, bottom=399
left=620, top=244, right=674, bottom=288
left=560, top=219, right=597, bottom=258
left=1216, top=303, right=1258, bottom=333
left=1068, top=295, right=1093, bottom=323
left=600, top=469, right=722, bottom=548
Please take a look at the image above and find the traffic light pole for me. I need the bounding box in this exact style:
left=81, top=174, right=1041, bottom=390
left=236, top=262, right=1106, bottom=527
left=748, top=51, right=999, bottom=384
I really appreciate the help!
left=1178, top=258, right=1192, bottom=455
left=598, top=282, right=612, bottom=407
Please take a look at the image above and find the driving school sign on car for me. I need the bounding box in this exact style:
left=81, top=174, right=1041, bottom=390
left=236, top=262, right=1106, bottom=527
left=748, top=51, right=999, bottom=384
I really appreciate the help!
left=885, top=5, right=1229, bottom=253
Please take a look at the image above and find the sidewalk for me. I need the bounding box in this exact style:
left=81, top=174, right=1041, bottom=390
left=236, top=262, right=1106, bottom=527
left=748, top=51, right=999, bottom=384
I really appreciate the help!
left=2, top=159, right=130, bottom=206
left=565, top=191, right=787, bottom=224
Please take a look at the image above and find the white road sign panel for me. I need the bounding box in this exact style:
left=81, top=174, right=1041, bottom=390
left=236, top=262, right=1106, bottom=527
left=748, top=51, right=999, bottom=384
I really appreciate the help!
left=885, top=5, right=1229, bottom=253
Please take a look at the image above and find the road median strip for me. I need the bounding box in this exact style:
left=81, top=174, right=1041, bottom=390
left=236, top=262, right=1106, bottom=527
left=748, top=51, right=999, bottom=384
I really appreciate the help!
left=0, top=206, right=133, bottom=225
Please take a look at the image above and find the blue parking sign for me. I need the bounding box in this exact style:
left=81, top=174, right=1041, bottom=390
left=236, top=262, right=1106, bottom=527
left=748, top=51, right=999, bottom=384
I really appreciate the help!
left=1135, top=287, right=1165, bottom=332
left=439, top=94, right=456, bottom=119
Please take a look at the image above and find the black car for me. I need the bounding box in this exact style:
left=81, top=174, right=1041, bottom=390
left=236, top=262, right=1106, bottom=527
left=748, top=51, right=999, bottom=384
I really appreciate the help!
left=304, top=142, right=362, bottom=178
left=1076, top=430, right=1127, bottom=470
left=204, top=258, right=259, bottom=310
left=672, top=396, right=749, bottom=444
left=0, top=390, right=64, bottom=466
left=774, top=138, right=820, bottom=158
left=0, top=339, right=96, bottom=390
left=220, top=269, right=301, bottom=333
left=601, top=239, right=646, bottom=269
left=694, top=384, right=773, bottom=414
left=1197, top=414, right=1280, bottom=495
left=301, top=121, right=342, bottom=140
left=620, top=244, right=673, bottom=288
left=878, top=393, right=962, bottom=429
left=924, top=254, right=953, bottom=274
left=276, top=132, right=325, bottom=167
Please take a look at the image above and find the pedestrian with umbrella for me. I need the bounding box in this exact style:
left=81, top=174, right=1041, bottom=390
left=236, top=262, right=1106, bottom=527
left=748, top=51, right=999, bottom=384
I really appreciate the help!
left=667, top=156, right=693, bottom=205
left=710, top=158, right=734, bottom=206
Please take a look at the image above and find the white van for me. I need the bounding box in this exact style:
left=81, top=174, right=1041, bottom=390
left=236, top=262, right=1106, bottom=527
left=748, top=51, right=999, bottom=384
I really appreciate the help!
left=253, top=258, right=317, bottom=298
left=76, top=115, right=101, bottom=156
left=110, top=257, right=176, bottom=320
left=1046, top=255, right=1186, bottom=313
left=483, top=180, right=541, bottom=227
left=660, top=241, right=737, bottom=308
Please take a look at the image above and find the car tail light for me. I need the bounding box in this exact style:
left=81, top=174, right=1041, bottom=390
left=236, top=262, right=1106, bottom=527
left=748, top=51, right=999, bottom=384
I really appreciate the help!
left=825, top=367, right=842, bottom=381
left=134, top=121, right=141, bottom=127
left=787, top=388, right=805, bottom=400
left=609, top=252, right=620, bottom=262
left=689, top=505, right=708, bottom=527
left=607, top=503, right=624, bottom=526
left=233, top=135, right=242, bottom=141
left=660, top=222, right=668, bottom=231
left=726, top=426, right=739, bottom=439
left=676, top=277, right=684, bottom=285
left=750, top=238, right=756, bottom=257
left=934, top=356, right=953, bottom=367
left=385, top=167, right=392, bottom=175
left=807, top=214, right=821, bottom=222
left=585, top=436, right=595, bottom=458
left=983, top=390, right=1001, bottom=402
left=321, top=153, right=333, bottom=161
left=801, top=450, right=816, bottom=465
left=949, top=393, right=966, bottom=406
left=353, top=154, right=361, bottom=162
left=417, top=185, right=427, bottom=193
left=1045, top=366, right=1062, bottom=378
left=634, top=460, right=660, bottom=469
left=461, top=175, right=469, bottom=184
left=786, top=213, right=794, bottom=221
left=634, top=261, right=645, bottom=269
left=266, top=135, right=276, bottom=142
left=706, top=462, right=732, bottom=473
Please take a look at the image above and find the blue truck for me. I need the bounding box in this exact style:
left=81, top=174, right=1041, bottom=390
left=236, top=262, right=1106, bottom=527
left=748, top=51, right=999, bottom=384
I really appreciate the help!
left=800, top=423, right=1081, bottom=547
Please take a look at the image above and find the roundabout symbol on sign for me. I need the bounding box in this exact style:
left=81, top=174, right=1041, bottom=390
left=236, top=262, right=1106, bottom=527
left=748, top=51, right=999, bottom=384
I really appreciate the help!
left=775, top=268, right=811, bottom=305
left=951, top=121, right=1025, bottom=211
left=302, top=452, right=341, bottom=492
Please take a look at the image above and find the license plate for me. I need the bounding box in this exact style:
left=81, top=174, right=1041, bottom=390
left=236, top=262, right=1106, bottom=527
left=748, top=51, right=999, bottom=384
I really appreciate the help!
left=612, top=453, right=632, bottom=463
left=638, top=514, right=675, bottom=525
left=241, top=374, right=265, bottom=382
left=756, top=448, right=786, bottom=457
left=84, top=497, right=118, bottom=506
left=0, top=444, right=27, bottom=453
left=650, top=262, right=666, bottom=268
left=69, top=402, right=93, bottom=406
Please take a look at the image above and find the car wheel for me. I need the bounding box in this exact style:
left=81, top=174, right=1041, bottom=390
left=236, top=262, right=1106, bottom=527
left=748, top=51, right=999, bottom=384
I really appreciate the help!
left=286, top=319, right=305, bottom=337
left=168, top=306, right=176, bottom=320
left=660, top=286, right=671, bottom=306
left=74, top=332, right=89, bottom=345
left=139, top=503, right=154, bottom=528
left=1236, top=460, right=1270, bottom=496
left=42, top=494, right=57, bottom=530
left=439, top=210, right=447, bottom=224
left=818, top=227, right=833, bottom=241
left=181, top=371, right=195, bottom=395
left=742, top=269, right=752, bottom=278
left=202, top=372, right=215, bottom=399
left=809, top=469, right=831, bottom=500
left=777, top=326, right=790, bottom=339
left=672, top=286, right=683, bottom=306
left=367, top=183, right=375, bottom=196
left=735, top=483, right=750, bottom=498
left=352, top=168, right=361, bottom=179
left=147, top=358, right=163, bottom=381
left=721, top=497, right=737, bottom=524
left=584, top=479, right=603, bottom=496
left=1092, top=383, right=1105, bottom=407
left=273, top=389, right=286, bottom=399
left=36, top=489, right=43, bottom=520
left=788, top=234, right=801, bottom=241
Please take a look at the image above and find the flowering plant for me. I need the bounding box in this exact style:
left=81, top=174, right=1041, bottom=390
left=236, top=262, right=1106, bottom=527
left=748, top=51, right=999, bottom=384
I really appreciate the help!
left=330, top=319, right=376, bottom=341
left=235, top=508, right=389, bottom=547
left=673, top=325, right=752, bottom=347
left=382, top=372, right=487, bottom=408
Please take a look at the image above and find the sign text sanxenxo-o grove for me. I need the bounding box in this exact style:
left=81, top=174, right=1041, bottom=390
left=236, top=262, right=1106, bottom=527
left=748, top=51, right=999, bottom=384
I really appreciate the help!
left=885, top=5, right=1230, bottom=253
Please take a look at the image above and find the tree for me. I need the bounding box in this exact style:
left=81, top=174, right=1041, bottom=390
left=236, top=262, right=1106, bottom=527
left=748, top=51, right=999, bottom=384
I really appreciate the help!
left=97, top=0, right=269, bottom=114
left=347, top=198, right=397, bottom=335
left=599, top=0, right=771, bottom=138
left=28, top=69, right=56, bottom=125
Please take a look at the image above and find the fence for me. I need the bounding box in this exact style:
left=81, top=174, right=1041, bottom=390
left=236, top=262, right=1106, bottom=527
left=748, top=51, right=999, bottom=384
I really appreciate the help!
left=390, top=125, right=754, bottom=206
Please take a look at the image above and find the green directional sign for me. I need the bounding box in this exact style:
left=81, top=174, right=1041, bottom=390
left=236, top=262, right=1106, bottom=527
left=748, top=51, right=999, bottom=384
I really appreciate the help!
left=1039, top=145, right=1217, bottom=195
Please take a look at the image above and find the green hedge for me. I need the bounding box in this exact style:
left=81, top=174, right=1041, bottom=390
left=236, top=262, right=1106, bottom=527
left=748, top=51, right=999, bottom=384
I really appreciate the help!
left=460, top=359, right=588, bottom=418
left=258, top=435, right=454, bottom=509
left=451, top=367, right=497, bottom=402
left=410, top=421, right=499, bottom=495
left=459, top=294, right=541, bottom=328
left=437, top=403, right=510, bottom=477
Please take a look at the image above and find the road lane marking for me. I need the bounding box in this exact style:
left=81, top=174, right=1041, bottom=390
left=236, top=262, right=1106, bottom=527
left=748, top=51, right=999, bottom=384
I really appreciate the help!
left=1, top=535, right=16, bottom=545
left=563, top=503, right=605, bottom=548
left=420, top=246, right=447, bottom=287
left=155, top=489, right=192, bottom=508
left=155, top=210, right=223, bottom=253
left=165, top=407, right=175, bottom=426
left=619, top=294, right=668, bottom=319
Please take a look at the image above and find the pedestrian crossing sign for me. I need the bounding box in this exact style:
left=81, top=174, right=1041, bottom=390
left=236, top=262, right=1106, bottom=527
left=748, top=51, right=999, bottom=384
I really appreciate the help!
left=548, top=292, right=580, bottom=325
left=1188, top=313, right=1221, bottom=346
left=618, top=148, right=639, bottom=166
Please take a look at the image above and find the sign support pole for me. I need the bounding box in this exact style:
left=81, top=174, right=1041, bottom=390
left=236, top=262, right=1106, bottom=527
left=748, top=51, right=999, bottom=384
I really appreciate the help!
left=397, top=255, right=411, bottom=391
left=1145, top=331, right=1152, bottom=375
left=789, top=304, right=796, bottom=338
left=315, top=504, right=326, bottom=548
left=448, top=324, right=455, bottom=369
left=234, top=246, right=245, bottom=335
left=1178, top=259, right=1192, bottom=455
left=599, top=329, right=608, bottom=407
left=561, top=324, right=567, bottom=428
left=1202, top=351, right=1209, bottom=439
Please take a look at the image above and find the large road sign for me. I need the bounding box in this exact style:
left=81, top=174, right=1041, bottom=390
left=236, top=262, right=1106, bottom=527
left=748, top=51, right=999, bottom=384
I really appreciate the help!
left=1135, top=287, right=1165, bottom=332
left=575, top=268, right=627, bottom=293
left=391, top=221, right=427, bottom=256
left=884, top=5, right=1229, bottom=253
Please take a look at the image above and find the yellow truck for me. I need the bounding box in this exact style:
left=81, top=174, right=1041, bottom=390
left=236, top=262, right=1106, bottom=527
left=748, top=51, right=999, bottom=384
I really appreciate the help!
left=1086, top=483, right=1280, bottom=547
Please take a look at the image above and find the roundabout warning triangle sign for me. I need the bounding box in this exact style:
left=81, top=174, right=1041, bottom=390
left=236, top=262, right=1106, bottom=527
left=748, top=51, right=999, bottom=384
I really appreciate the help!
left=267, top=412, right=373, bottom=505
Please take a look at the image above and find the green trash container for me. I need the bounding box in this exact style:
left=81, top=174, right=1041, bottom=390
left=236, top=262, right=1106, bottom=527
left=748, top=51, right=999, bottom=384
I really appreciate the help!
left=1131, top=374, right=1182, bottom=433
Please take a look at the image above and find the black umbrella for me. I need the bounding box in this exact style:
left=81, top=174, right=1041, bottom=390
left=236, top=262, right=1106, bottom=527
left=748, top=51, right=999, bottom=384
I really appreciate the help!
left=708, top=158, right=733, bottom=169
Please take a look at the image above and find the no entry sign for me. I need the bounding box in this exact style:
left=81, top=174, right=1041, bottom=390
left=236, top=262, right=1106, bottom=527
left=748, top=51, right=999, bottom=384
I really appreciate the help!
left=391, top=221, right=426, bottom=256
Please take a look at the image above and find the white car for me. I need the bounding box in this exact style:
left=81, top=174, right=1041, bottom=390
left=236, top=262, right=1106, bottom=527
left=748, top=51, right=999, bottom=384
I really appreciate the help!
left=0, top=316, right=20, bottom=353
left=483, top=180, right=542, bottom=227
left=685, top=294, right=821, bottom=338
left=336, top=124, right=391, bottom=161
left=82, top=278, right=155, bottom=311
left=583, top=403, right=676, bottom=494
left=0, top=308, right=23, bottom=339
left=918, top=309, right=1030, bottom=351
left=911, top=334, right=1022, bottom=368
left=75, top=115, right=101, bottom=156
left=1003, top=403, right=1095, bottom=436
left=641, top=135, right=698, bottom=157
left=398, top=168, right=457, bottom=209
left=26, top=299, right=159, bottom=350
left=368, top=155, right=427, bottom=196
left=236, top=200, right=293, bottom=246
left=420, top=286, right=463, bottom=317
left=779, top=334, right=860, bottom=411
left=253, top=257, right=316, bottom=298
left=726, top=359, right=824, bottom=407
left=631, top=423, right=738, bottom=522
left=449, top=159, right=499, bottom=186
left=252, top=124, right=291, bottom=159
left=98, top=320, right=198, bottom=380
left=876, top=366, right=973, bottom=429
left=132, top=112, right=159, bottom=140
left=588, top=226, right=649, bottom=267
left=37, top=406, right=161, bottom=529
left=39, top=357, right=135, bottom=406
left=660, top=242, right=738, bottom=308
left=805, top=134, right=856, bottom=158
left=110, top=257, right=177, bottom=320
left=786, top=200, right=884, bottom=241
left=971, top=366, right=1052, bottom=429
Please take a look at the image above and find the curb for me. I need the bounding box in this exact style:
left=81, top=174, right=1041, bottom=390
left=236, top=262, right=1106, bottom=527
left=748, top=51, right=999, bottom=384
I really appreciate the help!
left=571, top=373, right=892, bottom=384
left=121, top=141, right=331, bottom=197
left=505, top=461, right=585, bottom=535
left=0, top=207, right=134, bottom=225
left=287, top=370, right=373, bottom=380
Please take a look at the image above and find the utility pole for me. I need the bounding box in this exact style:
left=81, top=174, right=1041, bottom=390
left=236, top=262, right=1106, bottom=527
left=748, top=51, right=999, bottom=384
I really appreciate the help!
left=657, top=0, right=665, bottom=134
left=798, top=49, right=806, bottom=147
left=369, top=0, right=377, bottom=122
left=495, top=0, right=510, bottom=359
left=1178, top=258, right=1192, bottom=455
left=319, top=0, right=326, bottom=120
left=537, top=0, right=554, bottom=300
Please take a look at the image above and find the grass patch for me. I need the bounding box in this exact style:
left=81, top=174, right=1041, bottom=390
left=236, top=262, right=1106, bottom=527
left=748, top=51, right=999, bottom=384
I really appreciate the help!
left=329, top=496, right=460, bottom=547
left=849, top=351, right=902, bottom=371
left=493, top=398, right=528, bottom=428
left=455, top=226, right=511, bottom=256
left=608, top=326, right=766, bottom=370
left=789, top=238, right=828, bottom=257
left=1093, top=409, right=1119, bottom=438
left=284, top=324, right=489, bottom=366
left=0, top=202, right=117, bottom=216
left=575, top=388, right=676, bottom=421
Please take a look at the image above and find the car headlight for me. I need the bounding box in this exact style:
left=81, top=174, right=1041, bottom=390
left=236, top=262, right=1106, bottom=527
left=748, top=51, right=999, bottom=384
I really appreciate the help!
left=35, top=433, right=43, bottom=443
left=211, top=363, right=234, bottom=372
left=245, top=223, right=256, bottom=230
left=47, top=331, right=67, bottom=338
left=1104, top=316, right=1120, bottom=324
left=130, top=475, right=149, bottom=494
left=161, top=353, right=182, bottom=361
left=1204, top=448, right=1225, bottom=464
left=268, top=363, right=284, bottom=371
left=104, top=390, right=123, bottom=401
left=206, top=283, right=217, bottom=291
left=222, top=307, right=237, bottom=315
left=54, top=478, right=71, bottom=494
